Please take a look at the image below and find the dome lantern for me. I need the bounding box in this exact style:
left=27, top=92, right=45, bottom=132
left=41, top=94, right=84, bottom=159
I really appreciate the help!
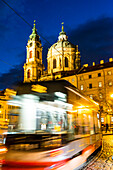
left=58, top=22, right=68, bottom=41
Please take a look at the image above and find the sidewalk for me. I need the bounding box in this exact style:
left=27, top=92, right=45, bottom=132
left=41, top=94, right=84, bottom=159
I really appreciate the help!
left=102, top=130, right=113, bottom=135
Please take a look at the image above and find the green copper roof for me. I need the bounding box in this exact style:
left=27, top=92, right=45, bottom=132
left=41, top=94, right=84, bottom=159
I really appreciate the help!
left=29, top=20, right=39, bottom=41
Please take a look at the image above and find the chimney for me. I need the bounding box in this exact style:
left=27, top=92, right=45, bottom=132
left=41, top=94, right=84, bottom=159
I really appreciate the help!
left=83, top=64, right=88, bottom=67
left=100, top=60, right=104, bottom=64
left=109, top=58, right=113, bottom=62
left=93, top=62, right=95, bottom=66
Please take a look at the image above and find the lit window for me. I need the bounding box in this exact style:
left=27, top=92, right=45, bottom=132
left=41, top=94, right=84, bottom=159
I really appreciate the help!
left=89, top=94, right=93, bottom=99
left=107, top=71, right=111, bottom=75
left=98, top=82, right=102, bottom=87
left=111, top=117, right=113, bottom=122
left=80, top=76, right=83, bottom=80
left=108, top=81, right=112, bottom=86
left=98, top=73, right=101, bottom=77
left=89, top=75, right=92, bottom=79
left=29, top=51, right=32, bottom=58
left=99, top=93, right=103, bottom=99
left=89, top=83, right=92, bottom=89
left=80, top=85, right=83, bottom=90
left=53, top=59, right=56, bottom=68
left=101, top=117, right=104, bottom=123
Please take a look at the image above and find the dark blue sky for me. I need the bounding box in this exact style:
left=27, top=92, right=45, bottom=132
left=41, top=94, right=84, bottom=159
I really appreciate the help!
left=0, top=0, right=113, bottom=89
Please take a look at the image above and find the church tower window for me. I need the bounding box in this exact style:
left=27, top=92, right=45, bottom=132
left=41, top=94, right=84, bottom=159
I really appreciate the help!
left=29, top=51, right=32, bottom=58
left=37, top=51, right=39, bottom=59
left=59, top=58, right=61, bottom=68
left=27, top=69, right=30, bottom=78
left=53, top=59, right=56, bottom=68
left=65, top=57, right=68, bottom=67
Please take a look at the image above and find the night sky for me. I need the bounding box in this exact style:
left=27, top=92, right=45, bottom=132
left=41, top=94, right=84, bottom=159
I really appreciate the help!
left=0, top=0, right=113, bottom=90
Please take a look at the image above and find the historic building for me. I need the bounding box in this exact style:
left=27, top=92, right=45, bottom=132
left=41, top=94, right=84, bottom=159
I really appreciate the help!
left=0, top=88, right=17, bottom=133
left=77, top=59, right=113, bottom=130
left=23, top=21, right=113, bottom=130
left=23, top=21, right=44, bottom=83
left=24, top=22, right=81, bottom=82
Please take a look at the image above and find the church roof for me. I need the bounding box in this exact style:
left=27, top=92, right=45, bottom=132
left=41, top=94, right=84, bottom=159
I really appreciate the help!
left=49, top=23, right=76, bottom=50
left=51, top=40, right=76, bottom=49
left=29, top=20, right=40, bottom=41
left=78, top=61, right=113, bottom=74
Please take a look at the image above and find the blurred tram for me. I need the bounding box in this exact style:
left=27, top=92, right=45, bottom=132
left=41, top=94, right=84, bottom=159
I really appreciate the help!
left=2, top=80, right=102, bottom=170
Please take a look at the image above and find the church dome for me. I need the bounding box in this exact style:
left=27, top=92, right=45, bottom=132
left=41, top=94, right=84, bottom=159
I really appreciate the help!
left=49, top=23, right=75, bottom=50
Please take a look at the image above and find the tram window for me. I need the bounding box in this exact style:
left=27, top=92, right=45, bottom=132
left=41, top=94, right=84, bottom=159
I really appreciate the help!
left=35, top=109, right=68, bottom=132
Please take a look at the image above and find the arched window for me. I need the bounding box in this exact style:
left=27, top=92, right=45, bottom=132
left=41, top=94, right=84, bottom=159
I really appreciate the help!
left=53, top=59, right=56, bottom=69
left=37, top=51, right=39, bottom=59
left=29, top=51, right=32, bottom=58
left=65, top=57, right=68, bottom=67
left=27, top=69, right=30, bottom=78
left=59, top=58, right=61, bottom=68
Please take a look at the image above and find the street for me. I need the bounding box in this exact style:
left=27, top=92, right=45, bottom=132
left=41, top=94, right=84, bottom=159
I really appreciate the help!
left=81, top=135, right=113, bottom=170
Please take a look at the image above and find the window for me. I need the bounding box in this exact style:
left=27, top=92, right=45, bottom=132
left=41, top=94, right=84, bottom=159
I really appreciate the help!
left=98, top=73, right=101, bottom=77
left=80, top=85, right=83, bottom=90
left=99, top=93, right=103, bottom=99
left=27, top=69, right=30, bottom=78
left=59, top=58, right=61, bottom=68
left=72, top=78, right=75, bottom=82
left=29, top=51, right=32, bottom=58
left=98, top=82, right=102, bottom=87
left=38, top=70, right=41, bottom=78
left=111, top=117, right=113, bottom=122
left=37, top=51, right=39, bottom=59
left=80, top=76, right=83, bottom=80
left=89, top=83, right=92, bottom=89
left=107, top=71, right=111, bottom=75
left=65, top=57, right=68, bottom=67
left=53, top=59, right=56, bottom=68
left=101, top=117, right=104, bottom=123
left=89, top=75, right=92, bottom=79
left=108, top=81, right=112, bottom=86
left=89, top=94, right=93, bottom=99
left=30, top=43, right=32, bottom=47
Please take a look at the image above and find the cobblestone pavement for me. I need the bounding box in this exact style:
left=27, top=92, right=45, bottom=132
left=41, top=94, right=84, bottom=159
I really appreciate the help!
left=81, top=135, right=113, bottom=170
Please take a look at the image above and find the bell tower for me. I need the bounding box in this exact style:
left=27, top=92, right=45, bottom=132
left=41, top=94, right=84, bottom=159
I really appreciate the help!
left=23, top=21, right=44, bottom=82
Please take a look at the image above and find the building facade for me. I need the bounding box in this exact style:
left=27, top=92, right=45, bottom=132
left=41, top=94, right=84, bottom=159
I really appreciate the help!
left=77, top=59, right=113, bottom=130
left=0, top=88, right=17, bottom=134
left=23, top=21, right=44, bottom=83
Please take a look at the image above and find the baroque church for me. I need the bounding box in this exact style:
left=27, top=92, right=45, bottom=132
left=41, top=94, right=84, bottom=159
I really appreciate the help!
left=23, top=21, right=81, bottom=83
left=23, top=21, right=113, bottom=130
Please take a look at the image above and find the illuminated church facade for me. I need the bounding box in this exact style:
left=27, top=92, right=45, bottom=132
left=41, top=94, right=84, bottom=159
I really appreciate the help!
left=23, top=21, right=113, bottom=129
left=23, top=21, right=81, bottom=83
